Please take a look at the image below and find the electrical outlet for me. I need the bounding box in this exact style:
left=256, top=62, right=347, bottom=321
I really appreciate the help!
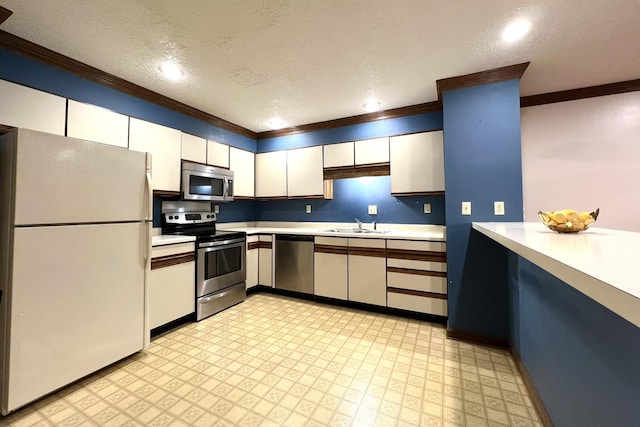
left=214, top=205, right=220, bottom=214
left=368, top=205, right=378, bottom=215
left=462, top=202, right=471, bottom=215
left=423, top=203, right=431, bottom=214
left=494, top=201, right=505, bottom=215
left=305, top=204, right=312, bottom=214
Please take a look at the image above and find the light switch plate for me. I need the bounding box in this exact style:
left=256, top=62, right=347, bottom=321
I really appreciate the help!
left=214, top=205, right=220, bottom=214
left=368, top=205, right=378, bottom=215
left=306, top=204, right=312, bottom=214
left=462, top=202, right=471, bottom=215
left=494, top=201, right=505, bottom=215
left=423, top=203, right=431, bottom=214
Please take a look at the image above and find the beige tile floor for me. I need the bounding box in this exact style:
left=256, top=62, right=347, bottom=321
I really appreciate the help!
left=2, top=293, right=542, bottom=427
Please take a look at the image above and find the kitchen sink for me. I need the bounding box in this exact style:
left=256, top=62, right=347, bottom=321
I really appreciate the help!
left=322, top=228, right=389, bottom=234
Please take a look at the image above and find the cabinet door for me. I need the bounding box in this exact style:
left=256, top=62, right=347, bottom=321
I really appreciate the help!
left=255, top=151, right=287, bottom=198
left=246, top=236, right=259, bottom=289
left=314, top=237, right=348, bottom=299
left=287, top=146, right=324, bottom=197
left=348, top=238, right=386, bottom=306
left=258, top=235, right=273, bottom=286
left=207, top=140, right=230, bottom=168
left=323, top=142, right=354, bottom=168
left=149, top=261, right=195, bottom=329
left=355, top=137, right=389, bottom=165
left=67, top=100, right=129, bottom=148
left=181, top=133, right=207, bottom=163
left=229, top=147, right=255, bottom=198
left=0, top=79, right=66, bottom=135
left=390, top=131, right=445, bottom=194
left=129, top=118, right=182, bottom=192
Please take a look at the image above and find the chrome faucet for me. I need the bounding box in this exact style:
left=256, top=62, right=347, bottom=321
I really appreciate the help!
left=355, top=218, right=363, bottom=230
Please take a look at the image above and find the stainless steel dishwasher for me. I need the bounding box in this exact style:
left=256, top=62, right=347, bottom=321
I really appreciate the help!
left=274, top=234, right=314, bottom=294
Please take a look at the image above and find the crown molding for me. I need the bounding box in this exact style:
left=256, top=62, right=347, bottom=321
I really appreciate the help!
left=520, top=78, right=640, bottom=108
left=257, top=101, right=442, bottom=140
left=0, top=29, right=256, bottom=139
left=436, top=62, right=530, bottom=100
left=0, top=6, right=12, bottom=25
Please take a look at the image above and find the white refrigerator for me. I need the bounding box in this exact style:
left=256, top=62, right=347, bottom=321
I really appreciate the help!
left=0, top=128, right=152, bottom=415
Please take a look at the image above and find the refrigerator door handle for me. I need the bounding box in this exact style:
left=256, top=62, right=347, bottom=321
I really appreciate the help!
left=143, top=152, right=152, bottom=348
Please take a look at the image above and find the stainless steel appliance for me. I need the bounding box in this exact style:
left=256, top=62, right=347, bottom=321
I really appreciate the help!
left=181, top=161, right=234, bottom=202
left=162, top=208, right=245, bottom=320
left=0, top=128, right=151, bottom=415
left=274, top=234, right=314, bottom=294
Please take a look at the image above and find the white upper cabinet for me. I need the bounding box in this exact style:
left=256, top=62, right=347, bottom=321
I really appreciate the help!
left=355, top=137, right=389, bottom=165
left=129, top=118, right=182, bottom=192
left=181, top=133, right=207, bottom=163
left=255, top=151, right=287, bottom=198
left=229, top=147, right=255, bottom=198
left=0, top=79, right=66, bottom=135
left=67, top=100, right=129, bottom=148
left=287, top=146, right=324, bottom=197
left=207, top=139, right=230, bottom=168
left=323, top=142, right=354, bottom=168
left=390, top=131, right=445, bottom=194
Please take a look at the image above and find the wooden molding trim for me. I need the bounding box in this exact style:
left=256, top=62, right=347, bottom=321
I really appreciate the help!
left=436, top=62, right=530, bottom=100
left=257, top=101, right=442, bottom=140
left=247, top=241, right=260, bottom=250
left=150, top=252, right=195, bottom=270
left=0, top=124, right=15, bottom=134
left=287, top=194, right=325, bottom=200
left=314, top=244, right=348, bottom=255
left=386, top=248, right=446, bottom=262
left=446, top=328, right=510, bottom=349
left=387, top=266, right=447, bottom=278
left=233, top=196, right=255, bottom=200
left=255, top=241, right=272, bottom=249
left=0, top=6, right=12, bottom=25
left=323, top=163, right=390, bottom=180
left=511, top=346, right=554, bottom=427
left=153, top=190, right=180, bottom=197
left=256, top=196, right=288, bottom=201
left=521, top=78, right=640, bottom=108
left=387, top=287, right=447, bottom=300
left=391, top=191, right=445, bottom=197
left=348, top=247, right=386, bottom=258
left=0, top=30, right=256, bottom=139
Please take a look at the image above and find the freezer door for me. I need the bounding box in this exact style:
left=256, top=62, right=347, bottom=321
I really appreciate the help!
left=13, top=129, right=148, bottom=225
left=3, top=223, right=146, bottom=414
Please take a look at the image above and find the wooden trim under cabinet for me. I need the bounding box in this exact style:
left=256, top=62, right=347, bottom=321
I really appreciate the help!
left=348, top=247, right=386, bottom=258
left=315, top=244, right=349, bottom=255
left=323, top=163, right=390, bottom=180
left=250, top=241, right=272, bottom=250
left=233, top=196, right=255, bottom=200
left=387, top=266, right=447, bottom=278
left=151, top=252, right=195, bottom=270
left=391, top=191, right=445, bottom=197
left=387, top=287, right=447, bottom=300
left=153, top=190, right=180, bottom=197
left=386, top=248, right=446, bottom=262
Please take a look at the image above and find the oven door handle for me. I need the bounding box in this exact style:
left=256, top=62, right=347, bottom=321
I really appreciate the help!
left=198, top=238, right=246, bottom=248
left=200, top=289, right=232, bottom=303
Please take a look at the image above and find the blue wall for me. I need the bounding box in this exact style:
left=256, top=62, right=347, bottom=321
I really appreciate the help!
left=442, top=80, right=524, bottom=339
left=254, top=176, right=445, bottom=224
left=508, top=254, right=640, bottom=426
left=258, top=112, right=442, bottom=152
left=0, top=48, right=256, bottom=151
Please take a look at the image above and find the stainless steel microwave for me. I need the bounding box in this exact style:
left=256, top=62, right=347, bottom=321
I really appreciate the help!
left=181, top=162, right=234, bottom=202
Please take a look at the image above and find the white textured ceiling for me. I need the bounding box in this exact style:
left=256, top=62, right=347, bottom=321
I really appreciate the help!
left=1, top=1, right=639, bottom=133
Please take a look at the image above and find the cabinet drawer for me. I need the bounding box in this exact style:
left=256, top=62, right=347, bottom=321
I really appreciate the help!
left=387, top=258, right=447, bottom=272
left=152, top=242, right=195, bottom=259
left=387, top=291, right=447, bottom=316
left=387, top=239, right=445, bottom=252
left=387, top=271, right=447, bottom=294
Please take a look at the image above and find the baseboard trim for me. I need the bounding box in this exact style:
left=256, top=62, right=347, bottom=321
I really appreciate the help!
left=445, top=328, right=510, bottom=348
left=150, top=313, right=195, bottom=338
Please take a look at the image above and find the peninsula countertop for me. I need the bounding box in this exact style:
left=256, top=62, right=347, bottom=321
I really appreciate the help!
left=473, top=222, right=640, bottom=328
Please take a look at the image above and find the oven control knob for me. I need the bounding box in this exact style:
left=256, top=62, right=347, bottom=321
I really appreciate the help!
left=169, top=216, right=174, bottom=220
left=207, top=215, right=211, bottom=218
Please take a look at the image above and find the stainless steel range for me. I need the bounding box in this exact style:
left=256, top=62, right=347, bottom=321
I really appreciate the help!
left=162, top=207, right=246, bottom=321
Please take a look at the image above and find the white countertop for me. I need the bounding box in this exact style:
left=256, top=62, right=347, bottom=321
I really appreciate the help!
left=151, top=234, right=196, bottom=246
left=220, top=224, right=446, bottom=241
left=473, top=222, right=640, bottom=328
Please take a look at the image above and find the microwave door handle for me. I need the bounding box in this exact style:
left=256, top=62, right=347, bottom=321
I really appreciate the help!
left=223, top=176, right=229, bottom=199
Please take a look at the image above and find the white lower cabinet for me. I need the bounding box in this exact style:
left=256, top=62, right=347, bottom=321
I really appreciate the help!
left=149, top=242, right=195, bottom=330
left=314, top=237, right=348, bottom=299
left=258, top=235, right=273, bottom=286
left=348, top=238, right=387, bottom=306
left=246, top=236, right=259, bottom=289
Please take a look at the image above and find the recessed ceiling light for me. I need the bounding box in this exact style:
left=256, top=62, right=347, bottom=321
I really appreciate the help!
left=502, top=19, right=532, bottom=43
left=159, top=62, right=184, bottom=80
left=268, top=117, right=286, bottom=129
left=363, top=99, right=382, bottom=112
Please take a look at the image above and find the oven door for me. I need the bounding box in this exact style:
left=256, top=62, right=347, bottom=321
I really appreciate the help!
left=183, top=171, right=226, bottom=201
left=197, top=238, right=246, bottom=296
